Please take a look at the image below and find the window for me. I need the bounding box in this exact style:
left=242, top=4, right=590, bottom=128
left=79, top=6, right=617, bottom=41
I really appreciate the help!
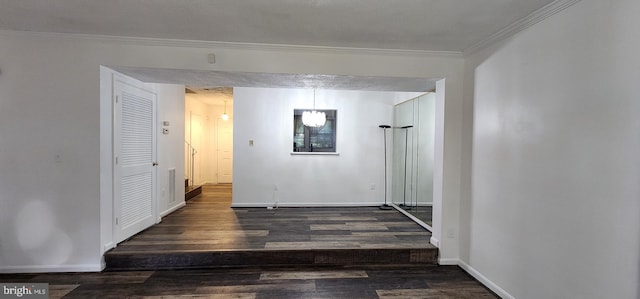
left=293, top=109, right=337, bottom=152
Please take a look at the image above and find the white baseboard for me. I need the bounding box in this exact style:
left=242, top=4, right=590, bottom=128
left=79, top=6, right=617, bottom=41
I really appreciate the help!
left=102, top=241, right=115, bottom=254
left=458, top=260, right=515, bottom=299
left=438, top=258, right=460, bottom=265
left=160, top=201, right=186, bottom=218
left=430, top=236, right=440, bottom=247
left=0, top=263, right=103, bottom=273
left=390, top=203, right=432, bottom=232
left=231, top=202, right=382, bottom=208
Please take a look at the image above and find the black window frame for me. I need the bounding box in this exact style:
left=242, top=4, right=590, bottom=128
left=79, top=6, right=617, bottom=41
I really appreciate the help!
left=293, top=109, right=337, bottom=152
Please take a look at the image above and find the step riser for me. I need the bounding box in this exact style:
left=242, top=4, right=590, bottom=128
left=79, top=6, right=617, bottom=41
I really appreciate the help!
left=185, top=185, right=202, bottom=200
left=105, top=249, right=438, bottom=271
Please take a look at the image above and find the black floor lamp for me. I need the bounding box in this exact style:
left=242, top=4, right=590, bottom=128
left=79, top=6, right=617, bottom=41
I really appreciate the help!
left=379, top=124, right=414, bottom=210
left=379, top=125, right=393, bottom=210
left=398, top=125, right=413, bottom=210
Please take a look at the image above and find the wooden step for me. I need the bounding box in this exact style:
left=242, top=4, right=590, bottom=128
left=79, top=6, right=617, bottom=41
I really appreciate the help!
left=185, top=185, right=202, bottom=201
left=104, top=248, right=438, bottom=271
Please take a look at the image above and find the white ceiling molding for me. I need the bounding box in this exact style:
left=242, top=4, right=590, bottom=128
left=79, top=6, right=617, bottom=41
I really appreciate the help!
left=463, top=0, right=582, bottom=55
left=0, top=29, right=462, bottom=58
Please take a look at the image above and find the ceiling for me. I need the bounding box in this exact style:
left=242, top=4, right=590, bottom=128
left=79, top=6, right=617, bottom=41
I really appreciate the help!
left=1, top=0, right=558, bottom=99
left=0, top=0, right=557, bottom=52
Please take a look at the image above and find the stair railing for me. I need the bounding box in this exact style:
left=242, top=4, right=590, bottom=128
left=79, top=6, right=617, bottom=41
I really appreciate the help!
left=185, top=140, right=197, bottom=187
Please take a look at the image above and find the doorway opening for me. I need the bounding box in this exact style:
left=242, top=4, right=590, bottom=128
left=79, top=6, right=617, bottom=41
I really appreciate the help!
left=101, top=67, right=444, bottom=257
left=184, top=87, right=234, bottom=200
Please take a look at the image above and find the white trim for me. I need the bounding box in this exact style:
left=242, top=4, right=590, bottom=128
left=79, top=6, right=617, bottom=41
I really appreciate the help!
left=459, top=260, right=516, bottom=299
left=160, top=201, right=186, bottom=218
left=99, top=67, right=116, bottom=257
left=464, top=0, right=582, bottom=54
left=103, top=241, right=114, bottom=252
left=290, top=152, right=340, bottom=156
left=0, top=29, right=462, bottom=58
left=438, top=258, right=459, bottom=266
left=430, top=236, right=440, bottom=247
left=0, top=264, right=103, bottom=274
left=231, top=202, right=382, bottom=208
left=434, top=258, right=515, bottom=298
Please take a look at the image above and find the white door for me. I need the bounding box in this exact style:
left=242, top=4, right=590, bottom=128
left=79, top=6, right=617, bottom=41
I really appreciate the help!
left=217, top=118, right=233, bottom=183
left=113, top=77, right=158, bottom=244
left=190, top=112, right=205, bottom=185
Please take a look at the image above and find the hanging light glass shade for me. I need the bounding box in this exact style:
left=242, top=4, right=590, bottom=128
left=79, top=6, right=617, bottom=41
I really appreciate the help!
left=302, top=88, right=326, bottom=127
left=221, top=100, right=229, bottom=121
left=302, top=110, right=326, bottom=127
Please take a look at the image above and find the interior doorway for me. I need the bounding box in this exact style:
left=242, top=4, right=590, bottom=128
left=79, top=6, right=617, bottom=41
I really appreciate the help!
left=185, top=87, right=234, bottom=187
left=102, top=67, right=444, bottom=255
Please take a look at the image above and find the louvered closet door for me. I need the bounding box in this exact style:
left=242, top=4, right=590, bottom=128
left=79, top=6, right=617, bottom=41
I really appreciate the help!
left=114, top=78, right=157, bottom=244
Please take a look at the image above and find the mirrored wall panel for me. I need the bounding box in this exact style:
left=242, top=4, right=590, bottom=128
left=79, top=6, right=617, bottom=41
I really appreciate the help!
left=391, top=93, right=436, bottom=227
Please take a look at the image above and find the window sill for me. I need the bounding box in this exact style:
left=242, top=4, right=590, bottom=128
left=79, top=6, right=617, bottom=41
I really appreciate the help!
left=290, top=152, right=340, bottom=156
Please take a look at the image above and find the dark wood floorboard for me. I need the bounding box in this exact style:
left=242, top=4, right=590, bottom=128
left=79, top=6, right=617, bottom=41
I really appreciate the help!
left=110, top=184, right=434, bottom=253
left=0, top=266, right=498, bottom=298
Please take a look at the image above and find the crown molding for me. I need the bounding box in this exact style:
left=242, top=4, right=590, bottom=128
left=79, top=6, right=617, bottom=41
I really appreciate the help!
left=0, top=29, right=462, bottom=58
left=463, top=0, right=582, bottom=55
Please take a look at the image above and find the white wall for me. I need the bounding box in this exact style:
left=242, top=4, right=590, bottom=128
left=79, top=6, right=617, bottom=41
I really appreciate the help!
left=155, top=84, right=186, bottom=218
left=0, top=29, right=464, bottom=271
left=461, top=0, right=640, bottom=298
left=233, top=87, right=413, bottom=206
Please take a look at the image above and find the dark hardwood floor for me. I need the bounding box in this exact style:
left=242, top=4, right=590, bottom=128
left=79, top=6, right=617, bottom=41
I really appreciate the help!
left=0, top=184, right=498, bottom=298
left=0, top=265, right=498, bottom=298
left=105, top=184, right=439, bottom=269
left=114, top=184, right=434, bottom=252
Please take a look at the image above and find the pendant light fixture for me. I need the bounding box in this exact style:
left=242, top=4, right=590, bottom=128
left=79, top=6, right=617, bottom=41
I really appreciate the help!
left=302, top=88, right=326, bottom=127
left=221, top=100, right=229, bottom=121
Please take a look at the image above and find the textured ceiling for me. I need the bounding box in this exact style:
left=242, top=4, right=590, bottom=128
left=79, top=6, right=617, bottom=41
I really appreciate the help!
left=112, top=67, right=436, bottom=104
left=0, top=0, right=557, bottom=52
left=112, top=67, right=437, bottom=93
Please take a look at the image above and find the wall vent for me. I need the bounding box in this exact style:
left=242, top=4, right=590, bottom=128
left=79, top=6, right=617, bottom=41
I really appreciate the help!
left=168, top=168, right=176, bottom=203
